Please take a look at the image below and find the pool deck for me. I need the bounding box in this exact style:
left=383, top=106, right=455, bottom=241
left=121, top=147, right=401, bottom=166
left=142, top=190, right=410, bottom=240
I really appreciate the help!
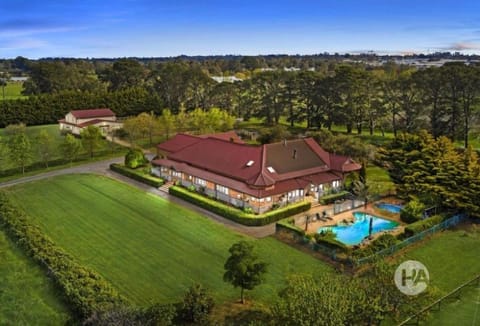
left=299, top=202, right=405, bottom=244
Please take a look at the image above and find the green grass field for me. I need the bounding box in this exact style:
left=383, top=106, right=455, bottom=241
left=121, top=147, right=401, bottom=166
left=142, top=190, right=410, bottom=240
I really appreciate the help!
left=0, top=82, right=26, bottom=100
left=366, top=165, right=396, bottom=196
left=6, top=174, right=332, bottom=306
left=390, top=226, right=480, bottom=325
left=0, top=124, right=122, bottom=173
left=0, top=231, right=69, bottom=325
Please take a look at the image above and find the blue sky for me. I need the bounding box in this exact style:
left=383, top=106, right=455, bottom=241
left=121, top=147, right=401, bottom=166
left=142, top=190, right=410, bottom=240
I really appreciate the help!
left=0, top=0, right=479, bottom=58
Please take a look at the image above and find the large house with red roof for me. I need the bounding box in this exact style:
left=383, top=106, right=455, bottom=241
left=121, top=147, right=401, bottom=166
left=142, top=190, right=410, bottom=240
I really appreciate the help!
left=58, top=108, right=123, bottom=135
left=152, top=132, right=361, bottom=214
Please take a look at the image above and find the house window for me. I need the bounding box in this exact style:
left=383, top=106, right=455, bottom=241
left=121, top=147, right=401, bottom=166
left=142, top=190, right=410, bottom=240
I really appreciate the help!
left=216, top=185, right=229, bottom=195
left=172, top=171, right=182, bottom=178
left=195, top=178, right=206, bottom=186
left=266, top=197, right=272, bottom=202
left=259, top=198, right=264, bottom=202
left=332, top=180, right=340, bottom=188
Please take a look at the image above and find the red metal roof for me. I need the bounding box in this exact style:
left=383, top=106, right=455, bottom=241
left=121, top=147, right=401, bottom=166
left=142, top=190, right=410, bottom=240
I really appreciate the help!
left=153, top=135, right=361, bottom=197
left=157, top=134, right=203, bottom=154
left=70, top=108, right=115, bottom=119
left=168, top=137, right=263, bottom=183
left=199, top=131, right=244, bottom=144
left=329, top=153, right=362, bottom=172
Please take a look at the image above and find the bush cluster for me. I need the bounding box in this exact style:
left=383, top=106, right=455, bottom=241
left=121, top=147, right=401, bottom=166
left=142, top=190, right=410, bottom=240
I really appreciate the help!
left=169, top=186, right=311, bottom=226
left=0, top=192, right=125, bottom=319
left=319, top=191, right=350, bottom=205
left=400, top=199, right=426, bottom=223
left=110, top=163, right=164, bottom=187
left=124, top=148, right=149, bottom=169
left=314, top=232, right=349, bottom=252
left=404, top=214, right=445, bottom=237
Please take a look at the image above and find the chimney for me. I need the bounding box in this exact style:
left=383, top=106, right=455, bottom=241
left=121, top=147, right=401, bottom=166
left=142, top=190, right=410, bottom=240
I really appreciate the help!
left=293, top=149, right=297, bottom=159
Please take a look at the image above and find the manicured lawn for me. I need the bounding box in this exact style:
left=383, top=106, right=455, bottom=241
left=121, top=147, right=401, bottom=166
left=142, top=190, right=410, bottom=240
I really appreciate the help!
left=395, top=226, right=480, bottom=293
left=389, top=225, right=480, bottom=324
left=423, top=283, right=480, bottom=325
left=6, top=174, right=332, bottom=306
left=366, top=165, right=396, bottom=196
left=1, top=82, right=26, bottom=100
left=0, top=124, right=123, bottom=174
left=0, top=231, right=70, bottom=325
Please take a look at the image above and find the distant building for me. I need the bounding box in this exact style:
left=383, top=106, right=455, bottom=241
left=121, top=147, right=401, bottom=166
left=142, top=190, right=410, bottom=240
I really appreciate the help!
left=58, top=108, right=123, bottom=135
left=152, top=132, right=361, bottom=213
left=210, top=76, right=243, bottom=83
left=9, top=76, right=29, bottom=82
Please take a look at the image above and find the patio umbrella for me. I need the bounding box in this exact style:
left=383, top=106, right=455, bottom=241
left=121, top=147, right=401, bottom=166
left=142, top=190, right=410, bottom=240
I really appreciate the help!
left=368, top=217, right=373, bottom=237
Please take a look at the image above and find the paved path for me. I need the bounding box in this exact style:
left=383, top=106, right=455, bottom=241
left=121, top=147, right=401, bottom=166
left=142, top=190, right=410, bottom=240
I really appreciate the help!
left=0, top=157, right=276, bottom=238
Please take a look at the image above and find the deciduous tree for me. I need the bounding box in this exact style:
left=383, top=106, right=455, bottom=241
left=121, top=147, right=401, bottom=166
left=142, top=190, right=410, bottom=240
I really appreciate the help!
left=223, top=241, right=267, bottom=304
left=81, top=126, right=103, bottom=158
left=60, top=134, right=82, bottom=164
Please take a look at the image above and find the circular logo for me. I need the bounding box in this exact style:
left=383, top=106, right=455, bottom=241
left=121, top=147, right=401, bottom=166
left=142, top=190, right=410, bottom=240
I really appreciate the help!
left=394, top=260, right=429, bottom=296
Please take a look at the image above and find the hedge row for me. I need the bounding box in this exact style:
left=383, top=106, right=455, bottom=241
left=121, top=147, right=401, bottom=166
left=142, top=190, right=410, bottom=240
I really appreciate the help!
left=319, top=191, right=350, bottom=205
left=404, top=215, right=445, bottom=237
left=0, top=192, right=126, bottom=320
left=110, top=163, right=164, bottom=187
left=276, top=219, right=305, bottom=237
left=169, top=186, right=311, bottom=226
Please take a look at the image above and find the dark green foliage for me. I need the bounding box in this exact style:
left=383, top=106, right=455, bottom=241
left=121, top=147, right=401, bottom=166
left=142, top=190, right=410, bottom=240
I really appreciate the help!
left=180, top=284, right=214, bottom=325
left=169, top=185, right=311, bottom=226
left=83, top=303, right=176, bottom=326
left=124, top=148, right=148, bottom=169
left=224, top=241, right=267, bottom=304
left=80, top=125, right=103, bottom=158
left=0, top=88, right=163, bottom=128
left=314, top=231, right=349, bottom=252
left=319, top=190, right=350, bottom=205
left=0, top=192, right=125, bottom=320
left=380, top=131, right=480, bottom=218
left=110, top=164, right=163, bottom=187
left=275, top=219, right=305, bottom=237
left=404, top=215, right=445, bottom=237
left=400, top=200, right=426, bottom=223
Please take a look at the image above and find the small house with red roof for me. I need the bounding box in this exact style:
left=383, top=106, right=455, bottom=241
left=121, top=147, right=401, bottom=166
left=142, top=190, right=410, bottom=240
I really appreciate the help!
left=152, top=132, right=361, bottom=214
left=58, top=108, right=123, bottom=135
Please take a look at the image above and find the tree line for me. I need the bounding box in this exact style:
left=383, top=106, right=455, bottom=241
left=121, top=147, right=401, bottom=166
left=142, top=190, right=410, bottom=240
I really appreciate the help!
left=1, top=58, right=479, bottom=147
left=0, top=124, right=106, bottom=175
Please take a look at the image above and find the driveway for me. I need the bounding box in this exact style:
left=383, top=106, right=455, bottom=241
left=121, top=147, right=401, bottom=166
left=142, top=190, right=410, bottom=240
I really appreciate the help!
left=0, top=157, right=276, bottom=238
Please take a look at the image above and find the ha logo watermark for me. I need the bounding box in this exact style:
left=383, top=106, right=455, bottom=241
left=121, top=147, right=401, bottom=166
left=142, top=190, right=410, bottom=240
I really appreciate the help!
left=394, top=260, right=429, bottom=296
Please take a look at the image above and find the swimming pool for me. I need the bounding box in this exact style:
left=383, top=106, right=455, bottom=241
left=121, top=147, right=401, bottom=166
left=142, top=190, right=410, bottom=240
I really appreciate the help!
left=317, top=212, right=399, bottom=246
left=376, top=202, right=403, bottom=214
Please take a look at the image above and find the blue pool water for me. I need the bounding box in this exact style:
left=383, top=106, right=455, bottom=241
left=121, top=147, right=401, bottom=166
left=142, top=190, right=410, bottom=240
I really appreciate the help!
left=376, top=202, right=403, bottom=214
left=317, top=212, right=399, bottom=246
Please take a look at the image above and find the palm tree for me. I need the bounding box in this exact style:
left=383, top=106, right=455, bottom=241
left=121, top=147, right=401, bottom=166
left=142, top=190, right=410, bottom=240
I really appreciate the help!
left=353, top=180, right=370, bottom=209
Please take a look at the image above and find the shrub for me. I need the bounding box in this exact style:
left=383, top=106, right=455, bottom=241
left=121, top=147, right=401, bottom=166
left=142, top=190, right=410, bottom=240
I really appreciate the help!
left=275, top=218, right=305, bottom=237
left=404, top=215, right=445, bottom=237
left=124, top=148, right=148, bottom=169
left=314, top=232, right=349, bottom=252
left=400, top=200, right=426, bottom=223
left=370, top=233, right=398, bottom=251
left=0, top=192, right=125, bottom=320
left=180, top=284, right=214, bottom=325
left=169, top=186, right=311, bottom=226
left=319, top=191, right=350, bottom=205
left=110, top=163, right=164, bottom=187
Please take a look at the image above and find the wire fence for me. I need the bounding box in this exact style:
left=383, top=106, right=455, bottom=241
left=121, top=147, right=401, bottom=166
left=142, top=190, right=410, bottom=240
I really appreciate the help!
left=277, top=213, right=468, bottom=267
left=353, top=213, right=467, bottom=266
left=397, top=274, right=480, bottom=326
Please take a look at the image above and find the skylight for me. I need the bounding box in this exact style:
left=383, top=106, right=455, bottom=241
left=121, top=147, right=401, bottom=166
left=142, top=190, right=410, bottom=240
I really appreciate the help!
left=267, top=166, right=276, bottom=173
left=246, top=160, right=255, bottom=167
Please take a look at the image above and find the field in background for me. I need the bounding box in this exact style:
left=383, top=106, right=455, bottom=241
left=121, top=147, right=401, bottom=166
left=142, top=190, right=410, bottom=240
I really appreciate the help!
left=6, top=174, right=332, bottom=306
left=0, top=82, right=26, bottom=100
left=0, top=124, right=123, bottom=175
left=0, top=231, right=69, bottom=325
